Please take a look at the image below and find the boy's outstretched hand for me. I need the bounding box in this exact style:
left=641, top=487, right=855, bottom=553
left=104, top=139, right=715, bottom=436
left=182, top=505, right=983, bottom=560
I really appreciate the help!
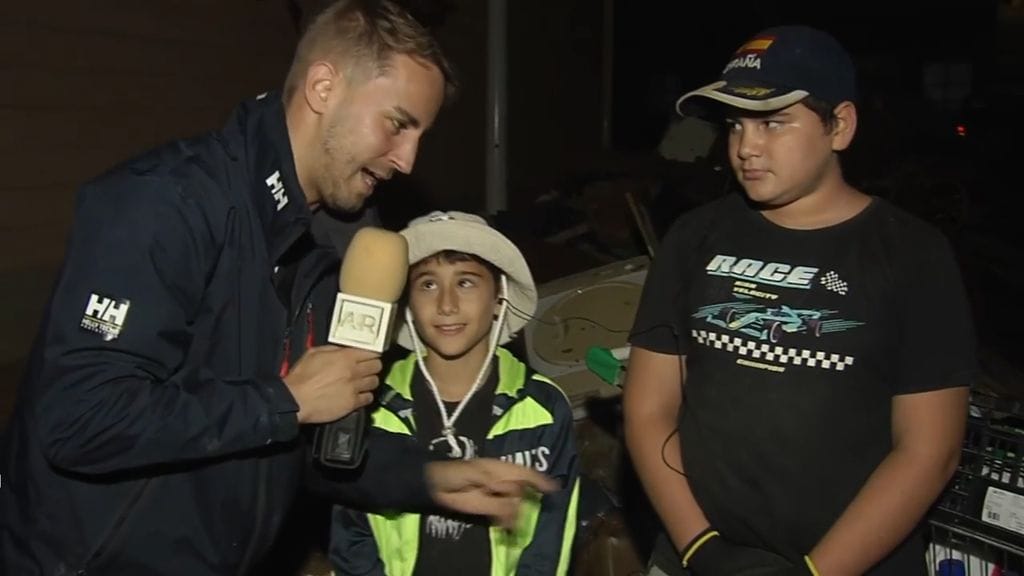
left=425, top=459, right=558, bottom=529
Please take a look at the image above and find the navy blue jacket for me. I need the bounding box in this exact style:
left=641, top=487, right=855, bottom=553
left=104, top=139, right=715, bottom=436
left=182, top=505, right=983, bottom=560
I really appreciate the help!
left=0, top=93, right=430, bottom=575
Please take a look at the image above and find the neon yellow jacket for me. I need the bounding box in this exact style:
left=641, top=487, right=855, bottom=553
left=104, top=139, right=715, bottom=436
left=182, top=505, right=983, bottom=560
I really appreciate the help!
left=329, top=348, right=580, bottom=576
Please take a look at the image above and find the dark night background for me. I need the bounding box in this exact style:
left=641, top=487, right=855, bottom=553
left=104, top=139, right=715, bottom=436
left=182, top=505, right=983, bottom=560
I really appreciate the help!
left=603, top=1, right=1022, bottom=380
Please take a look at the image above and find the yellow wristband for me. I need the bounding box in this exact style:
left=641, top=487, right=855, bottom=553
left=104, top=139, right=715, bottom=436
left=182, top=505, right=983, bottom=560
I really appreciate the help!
left=803, top=555, right=821, bottom=576
left=680, top=530, right=720, bottom=568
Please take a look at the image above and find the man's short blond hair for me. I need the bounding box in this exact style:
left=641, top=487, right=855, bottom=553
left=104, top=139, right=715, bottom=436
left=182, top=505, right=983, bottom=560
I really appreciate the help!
left=283, top=0, right=457, bottom=103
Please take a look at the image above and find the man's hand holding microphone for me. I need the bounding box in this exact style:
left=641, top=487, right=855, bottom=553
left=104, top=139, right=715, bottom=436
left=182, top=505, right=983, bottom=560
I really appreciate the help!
left=285, top=227, right=556, bottom=526
left=282, top=227, right=397, bottom=434
left=282, top=346, right=381, bottom=425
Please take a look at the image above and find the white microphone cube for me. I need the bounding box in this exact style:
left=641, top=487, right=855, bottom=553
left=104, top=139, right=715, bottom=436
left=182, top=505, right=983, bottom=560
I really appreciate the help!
left=327, top=293, right=396, bottom=353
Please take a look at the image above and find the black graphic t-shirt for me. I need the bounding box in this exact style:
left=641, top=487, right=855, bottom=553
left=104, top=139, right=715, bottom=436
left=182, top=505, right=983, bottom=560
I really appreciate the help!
left=410, top=367, right=498, bottom=576
left=630, top=193, right=976, bottom=575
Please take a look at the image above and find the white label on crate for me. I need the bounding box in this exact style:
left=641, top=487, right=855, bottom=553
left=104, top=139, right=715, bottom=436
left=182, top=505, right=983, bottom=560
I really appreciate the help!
left=982, top=486, right=1024, bottom=536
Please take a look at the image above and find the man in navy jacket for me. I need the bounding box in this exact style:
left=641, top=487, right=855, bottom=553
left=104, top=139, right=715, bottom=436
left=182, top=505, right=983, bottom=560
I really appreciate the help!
left=0, top=2, right=553, bottom=574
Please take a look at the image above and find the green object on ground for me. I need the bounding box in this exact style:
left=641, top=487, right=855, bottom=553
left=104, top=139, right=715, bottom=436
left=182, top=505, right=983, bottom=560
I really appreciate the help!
left=586, top=346, right=623, bottom=387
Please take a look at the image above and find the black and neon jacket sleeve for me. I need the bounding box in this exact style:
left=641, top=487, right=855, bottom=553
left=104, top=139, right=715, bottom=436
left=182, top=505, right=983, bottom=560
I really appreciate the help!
left=328, top=506, right=386, bottom=576
left=516, top=384, right=580, bottom=576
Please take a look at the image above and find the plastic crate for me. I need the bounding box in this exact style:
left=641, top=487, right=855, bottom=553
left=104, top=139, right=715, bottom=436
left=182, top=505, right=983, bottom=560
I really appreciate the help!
left=927, top=519, right=1024, bottom=575
left=933, top=393, right=1024, bottom=550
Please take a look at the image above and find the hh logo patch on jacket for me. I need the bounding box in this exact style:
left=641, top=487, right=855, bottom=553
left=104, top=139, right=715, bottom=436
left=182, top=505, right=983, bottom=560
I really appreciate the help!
left=80, top=293, right=131, bottom=341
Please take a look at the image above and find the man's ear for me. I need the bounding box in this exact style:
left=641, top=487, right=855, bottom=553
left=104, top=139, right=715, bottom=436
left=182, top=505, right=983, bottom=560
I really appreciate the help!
left=303, top=60, right=341, bottom=115
left=830, top=101, right=857, bottom=152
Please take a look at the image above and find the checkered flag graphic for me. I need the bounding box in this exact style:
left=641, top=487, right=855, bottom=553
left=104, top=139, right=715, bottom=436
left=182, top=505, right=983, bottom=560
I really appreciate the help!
left=692, top=329, right=855, bottom=372
left=820, top=271, right=848, bottom=295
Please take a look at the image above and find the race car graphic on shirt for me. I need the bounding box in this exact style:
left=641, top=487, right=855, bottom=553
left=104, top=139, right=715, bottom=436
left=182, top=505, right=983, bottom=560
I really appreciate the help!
left=696, top=302, right=863, bottom=344
left=691, top=302, right=864, bottom=373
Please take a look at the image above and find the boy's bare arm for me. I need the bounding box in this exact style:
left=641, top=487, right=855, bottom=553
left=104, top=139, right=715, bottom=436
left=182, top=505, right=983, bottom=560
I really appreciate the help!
left=808, top=386, right=968, bottom=575
left=622, top=347, right=710, bottom=551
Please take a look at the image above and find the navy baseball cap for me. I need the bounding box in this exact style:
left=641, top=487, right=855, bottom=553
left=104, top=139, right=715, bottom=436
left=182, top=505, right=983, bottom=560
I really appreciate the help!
left=676, top=25, right=856, bottom=115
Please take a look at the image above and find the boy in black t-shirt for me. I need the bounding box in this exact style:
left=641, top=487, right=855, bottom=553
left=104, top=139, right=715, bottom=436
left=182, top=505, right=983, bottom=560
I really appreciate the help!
left=623, top=25, right=976, bottom=576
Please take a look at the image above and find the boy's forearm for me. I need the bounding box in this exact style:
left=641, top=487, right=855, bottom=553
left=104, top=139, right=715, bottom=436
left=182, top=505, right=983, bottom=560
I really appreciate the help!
left=624, top=412, right=709, bottom=552
left=809, top=445, right=959, bottom=575
left=622, top=349, right=708, bottom=553
left=811, top=388, right=967, bottom=575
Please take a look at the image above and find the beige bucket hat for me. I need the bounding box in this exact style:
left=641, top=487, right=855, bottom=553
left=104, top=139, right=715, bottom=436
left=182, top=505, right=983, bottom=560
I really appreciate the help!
left=395, top=210, right=537, bottom=349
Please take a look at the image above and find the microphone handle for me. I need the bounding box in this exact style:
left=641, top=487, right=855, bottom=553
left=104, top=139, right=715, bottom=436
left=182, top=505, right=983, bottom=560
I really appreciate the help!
left=312, top=408, right=368, bottom=469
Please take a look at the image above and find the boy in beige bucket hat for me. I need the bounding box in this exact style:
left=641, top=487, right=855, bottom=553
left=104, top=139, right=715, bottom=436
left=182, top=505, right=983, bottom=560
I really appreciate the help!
left=329, top=210, right=580, bottom=575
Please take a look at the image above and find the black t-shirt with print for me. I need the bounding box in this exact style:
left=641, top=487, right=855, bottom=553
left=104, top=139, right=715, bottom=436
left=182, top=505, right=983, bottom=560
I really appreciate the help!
left=629, top=193, right=976, bottom=575
left=410, top=368, right=499, bottom=576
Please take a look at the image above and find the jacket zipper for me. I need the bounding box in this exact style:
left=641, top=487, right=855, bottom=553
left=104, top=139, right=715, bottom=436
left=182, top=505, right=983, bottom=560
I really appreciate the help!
left=278, top=327, right=292, bottom=376
left=238, top=267, right=326, bottom=574
left=305, top=302, right=315, bottom=350
left=276, top=299, right=314, bottom=377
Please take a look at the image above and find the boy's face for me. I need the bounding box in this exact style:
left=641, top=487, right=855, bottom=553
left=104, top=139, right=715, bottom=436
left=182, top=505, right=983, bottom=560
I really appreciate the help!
left=408, top=256, right=499, bottom=361
left=725, top=101, right=851, bottom=207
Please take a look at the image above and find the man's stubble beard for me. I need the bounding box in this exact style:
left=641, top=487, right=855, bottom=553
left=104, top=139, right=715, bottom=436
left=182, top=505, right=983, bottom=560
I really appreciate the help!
left=317, top=112, right=363, bottom=212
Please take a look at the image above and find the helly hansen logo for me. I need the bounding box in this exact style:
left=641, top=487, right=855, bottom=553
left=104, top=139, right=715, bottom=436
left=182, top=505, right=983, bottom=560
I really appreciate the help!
left=80, top=293, right=130, bottom=341
left=266, top=170, right=288, bottom=211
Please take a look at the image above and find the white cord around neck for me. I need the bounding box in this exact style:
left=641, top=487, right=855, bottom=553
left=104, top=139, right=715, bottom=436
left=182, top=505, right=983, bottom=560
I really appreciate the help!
left=407, top=274, right=511, bottom=458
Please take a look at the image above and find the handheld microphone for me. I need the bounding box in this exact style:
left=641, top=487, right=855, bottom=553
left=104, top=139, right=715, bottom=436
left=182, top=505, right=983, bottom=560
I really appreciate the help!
left=313, top=227, right=408, bottom=469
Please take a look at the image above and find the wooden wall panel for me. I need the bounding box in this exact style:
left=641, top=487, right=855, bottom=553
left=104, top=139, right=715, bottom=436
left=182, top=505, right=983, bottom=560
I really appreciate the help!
left=0, top=0, right=299, bottom=412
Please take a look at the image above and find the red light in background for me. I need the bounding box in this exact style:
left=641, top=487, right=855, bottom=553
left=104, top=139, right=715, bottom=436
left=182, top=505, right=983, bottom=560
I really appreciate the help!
left=955, top=124, right=967, bottom=137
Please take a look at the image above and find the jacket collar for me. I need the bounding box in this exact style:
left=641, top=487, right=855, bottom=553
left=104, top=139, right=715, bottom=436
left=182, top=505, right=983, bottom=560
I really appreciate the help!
left=225, top=91, right=312, bottom=264
left=381, top=348, right=531, bottom=414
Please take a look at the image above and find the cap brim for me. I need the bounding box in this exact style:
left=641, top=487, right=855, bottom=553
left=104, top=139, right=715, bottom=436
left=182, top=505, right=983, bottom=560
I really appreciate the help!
left=675, top=81, right=809, bottom=116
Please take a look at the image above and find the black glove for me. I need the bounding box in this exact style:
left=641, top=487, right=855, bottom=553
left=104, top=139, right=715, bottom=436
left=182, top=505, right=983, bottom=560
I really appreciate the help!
left=761, top=557, right=819, bottom=576
left=680, top=528, right=792, bottom=576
